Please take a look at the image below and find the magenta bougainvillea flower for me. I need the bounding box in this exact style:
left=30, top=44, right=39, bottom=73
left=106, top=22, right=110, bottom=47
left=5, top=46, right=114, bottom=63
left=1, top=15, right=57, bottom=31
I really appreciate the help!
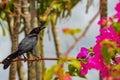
left=98, top=17, right=107, bottom=26
left=115, top=1, right=120, bottom=21
left=115, top=56, right=120, bottom=64
left=77, top=47, right=88, bottom=59
left=96, top=26, right=117, bottom=43
left=115, top=1, right=120, bottom=12
left=77, top=26, right=118, bottom=77
left=109, top=17, right=114, bottom=23
left=77, top=1, right=120, bottom=78
left=77, top=46, right=108, bottom=77
left=77, top=47, right=89, bottom=75
left=116, top=12, right=120, bottom=19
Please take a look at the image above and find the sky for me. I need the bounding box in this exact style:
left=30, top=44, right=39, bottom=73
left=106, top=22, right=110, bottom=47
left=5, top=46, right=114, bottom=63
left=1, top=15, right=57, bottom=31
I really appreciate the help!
left=0, top=0, right=119, bottom=80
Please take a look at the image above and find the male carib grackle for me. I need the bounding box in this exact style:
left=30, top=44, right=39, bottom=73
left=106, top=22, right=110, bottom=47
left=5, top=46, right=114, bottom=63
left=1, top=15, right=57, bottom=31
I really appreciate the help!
left=2, top=26, right=45, bottom=69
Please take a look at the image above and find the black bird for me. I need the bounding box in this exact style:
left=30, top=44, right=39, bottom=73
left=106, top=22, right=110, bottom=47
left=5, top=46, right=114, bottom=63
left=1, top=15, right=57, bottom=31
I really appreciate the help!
left=2, top=26, right=45, bottom=69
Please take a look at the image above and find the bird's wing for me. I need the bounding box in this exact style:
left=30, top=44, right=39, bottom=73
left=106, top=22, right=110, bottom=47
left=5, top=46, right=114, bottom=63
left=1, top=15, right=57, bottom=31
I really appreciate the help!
left=17, top=34, right=38, bottom=52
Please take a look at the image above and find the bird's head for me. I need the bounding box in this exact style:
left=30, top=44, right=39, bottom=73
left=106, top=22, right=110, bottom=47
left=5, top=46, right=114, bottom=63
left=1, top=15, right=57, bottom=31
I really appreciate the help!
left=29, top=26, right=45, bottom=35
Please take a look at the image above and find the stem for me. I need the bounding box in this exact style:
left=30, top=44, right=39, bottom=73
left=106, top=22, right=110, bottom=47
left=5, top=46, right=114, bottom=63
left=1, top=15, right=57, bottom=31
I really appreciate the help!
left=0, top=57, right=75, bottom=64
left=64, top=10, right=100, bottom=57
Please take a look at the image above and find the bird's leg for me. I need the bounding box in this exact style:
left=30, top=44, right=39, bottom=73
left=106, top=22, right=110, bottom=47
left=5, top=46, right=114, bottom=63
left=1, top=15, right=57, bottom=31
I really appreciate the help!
left=22, top=54, right=27, bottom=62
left=30, top=49, right=39, bottom=61
left=31, top=53, right=40, bottom=61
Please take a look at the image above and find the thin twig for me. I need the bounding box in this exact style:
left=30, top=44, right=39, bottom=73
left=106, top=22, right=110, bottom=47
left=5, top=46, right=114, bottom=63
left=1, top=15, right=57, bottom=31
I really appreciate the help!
left=64, top=10, right=100, bottom=57
left=0, top=57, right=75, bottom=64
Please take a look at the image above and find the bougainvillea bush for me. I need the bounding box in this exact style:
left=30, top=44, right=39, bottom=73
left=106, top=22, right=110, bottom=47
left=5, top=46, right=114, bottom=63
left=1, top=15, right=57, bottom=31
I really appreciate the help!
left=46, top=1, right=120, bottom=80
left=77, top=1, right=120, bottom=80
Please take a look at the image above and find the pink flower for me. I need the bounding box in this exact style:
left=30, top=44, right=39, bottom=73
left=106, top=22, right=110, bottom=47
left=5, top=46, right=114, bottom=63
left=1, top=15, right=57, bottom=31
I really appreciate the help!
left=116, top=12, right=120, bottom=22
left=115, top=56, right=120, bottom=64
left=109, top=17, right=114, bottom=23
left=77, top=47, right=109, bottom=77
left=115, top=35, right=120, bottom=47
left=116, top=12, right=120, bottom=18
left=77, top=47, right=88, bottom=59
left=115, top=1, right=120, bottom=12
left=100, top=67, right=109, bottom=77
left=98, top=17, right=107, bottom=26
left=96, top=26, right=117, bottom=43
left=80, top=63, right=88, bottom=75
left=115, top=1, right=120, bottom=22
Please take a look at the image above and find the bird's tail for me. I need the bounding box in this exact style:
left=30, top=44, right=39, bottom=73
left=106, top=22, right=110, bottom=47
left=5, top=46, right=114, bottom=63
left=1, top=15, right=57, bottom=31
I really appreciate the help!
left=2, top=51, right=19, bottom=69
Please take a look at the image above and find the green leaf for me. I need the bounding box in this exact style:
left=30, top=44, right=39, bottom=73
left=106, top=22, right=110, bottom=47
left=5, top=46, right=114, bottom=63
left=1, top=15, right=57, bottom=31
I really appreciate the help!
left=111, top=65, right=120, bottom=70
left=111, top=65, right=120, bottom=77
left=0, top=11, right=6, bottom=20
left=1, top=26, right=6, bottom=36
left=44, top=64, right=59, bottom=80
left=71, top=59, right=80, bottom=69
left=68, top=64, right=78, bottom=76
left=68, top=59, right=81, bottom=76
left=101, top=46, right=111, bottom=65
left=0, top=21, right=6, bottom=36
left=75, top=28, right=82, bottom=34
left=112, top=22, right=120, bottom=33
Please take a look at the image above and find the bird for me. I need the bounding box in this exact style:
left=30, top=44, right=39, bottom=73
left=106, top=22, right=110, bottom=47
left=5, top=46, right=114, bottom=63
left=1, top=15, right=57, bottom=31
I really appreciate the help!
left=2, top=26, right=45, bottom=69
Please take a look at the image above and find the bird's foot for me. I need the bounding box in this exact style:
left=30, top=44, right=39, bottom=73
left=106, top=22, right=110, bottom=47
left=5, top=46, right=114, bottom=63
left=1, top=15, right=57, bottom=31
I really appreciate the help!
left=36, top=57, right=39, bottom=61
left=31, top=54, right=40, bottom=61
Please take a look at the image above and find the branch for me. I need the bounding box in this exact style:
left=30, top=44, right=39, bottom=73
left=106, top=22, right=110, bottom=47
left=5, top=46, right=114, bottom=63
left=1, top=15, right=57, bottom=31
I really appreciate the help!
left=0, top=57, right=74, bottom=64
left=64, top=10, right=100, bottom=57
